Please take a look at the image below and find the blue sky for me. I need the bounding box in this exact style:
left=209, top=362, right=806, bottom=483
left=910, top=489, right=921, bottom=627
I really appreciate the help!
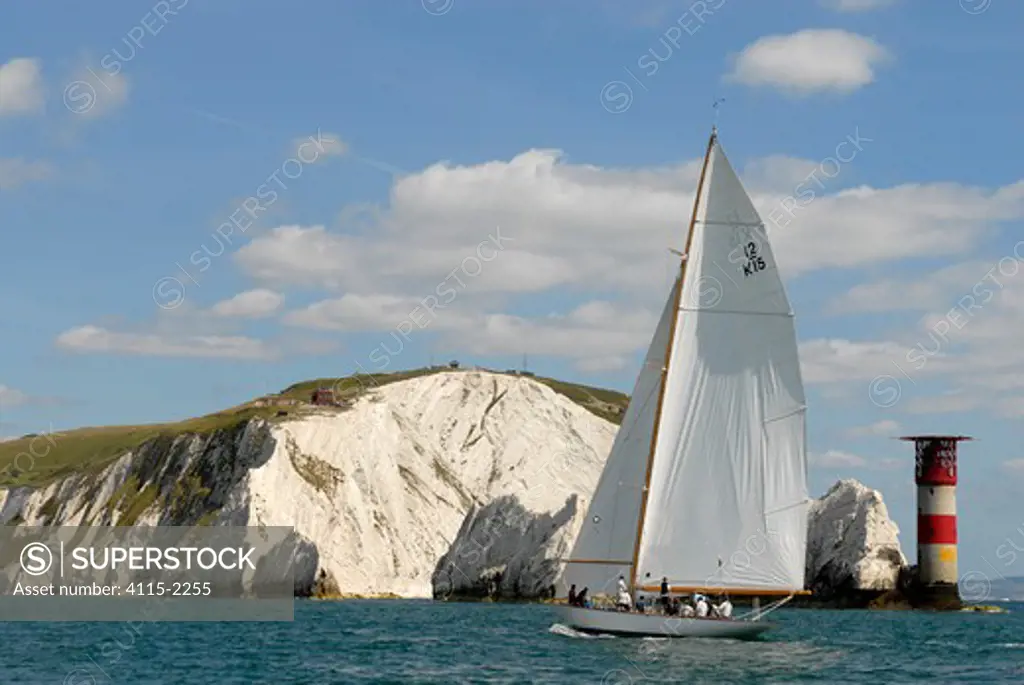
left=2, top=0, right=1023, bottom=581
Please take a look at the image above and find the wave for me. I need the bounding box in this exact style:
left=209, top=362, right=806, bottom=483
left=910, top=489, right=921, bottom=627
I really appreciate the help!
left=548, top=623, right=615, bottom=639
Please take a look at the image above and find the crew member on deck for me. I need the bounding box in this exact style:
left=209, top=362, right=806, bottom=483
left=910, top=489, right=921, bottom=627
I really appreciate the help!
left=568, top=584, right=577, bottom=606
left=695, top=594, right=709, bottom=618
left=615, top=575, right=631, bottom=612
left=717, top=594, right=733, bottom=618
left=616, top=588, right=632, bottom=612
left=660, top=577, right=670, bottom=611
left=667, top=597, right=680, bottom=616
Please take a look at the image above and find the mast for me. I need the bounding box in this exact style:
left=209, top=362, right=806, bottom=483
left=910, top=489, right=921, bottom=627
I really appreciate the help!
left=628, top=127, right=717, bottom=591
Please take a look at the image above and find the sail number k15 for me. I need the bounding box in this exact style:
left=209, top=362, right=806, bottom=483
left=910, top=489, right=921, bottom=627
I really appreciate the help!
left=742, top=242, right=766, bottom=277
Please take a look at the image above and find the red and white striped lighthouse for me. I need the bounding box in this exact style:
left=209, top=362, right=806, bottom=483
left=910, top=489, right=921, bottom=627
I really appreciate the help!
left=900, top=435, right=971, bottom=590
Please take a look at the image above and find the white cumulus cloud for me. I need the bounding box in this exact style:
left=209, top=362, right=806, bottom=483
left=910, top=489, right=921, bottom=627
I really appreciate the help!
left=810, top=450, right=868, bottom=468
left=727, top=29, right=891, bottom=94
left=210, top=289, right=284, bottom=319
left=0, top=58, right=44, bottom=115
left=56, top=326, right=276, bottom=360
left=65, top=67, right=129, bottom=118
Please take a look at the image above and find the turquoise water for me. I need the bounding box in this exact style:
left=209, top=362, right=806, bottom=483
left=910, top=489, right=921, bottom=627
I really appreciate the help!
left=2, top=601, right=1021, bottom=683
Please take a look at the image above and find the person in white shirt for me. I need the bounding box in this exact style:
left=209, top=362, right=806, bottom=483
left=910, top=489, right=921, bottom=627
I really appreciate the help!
left=680, top=602, right=695, bottom=618
left=695, top=594, right=709, bottom=618
left=717, top=595, right=733, bottom=619
left=614, top=576, right=631, bottom=611
left=616, top=588, right=632, bottom=612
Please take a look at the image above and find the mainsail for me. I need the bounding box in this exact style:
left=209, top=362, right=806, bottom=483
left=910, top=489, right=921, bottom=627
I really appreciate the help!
left=564, top=130, right=808, bottom=597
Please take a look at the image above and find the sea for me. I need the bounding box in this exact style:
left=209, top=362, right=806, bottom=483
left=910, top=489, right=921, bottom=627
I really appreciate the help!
left=2, top=600, right=1021, bottom=684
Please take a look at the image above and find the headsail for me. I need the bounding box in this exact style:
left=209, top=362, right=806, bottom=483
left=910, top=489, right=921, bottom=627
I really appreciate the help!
left=636, top=135, right=808, bottom=593
left=561, top=277, right=680, bottom=595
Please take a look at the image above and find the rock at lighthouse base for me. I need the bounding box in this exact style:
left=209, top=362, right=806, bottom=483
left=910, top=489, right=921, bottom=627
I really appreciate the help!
left=895, top=565, right=963, bottom=611
left=804, top=479, right=907, bottom=606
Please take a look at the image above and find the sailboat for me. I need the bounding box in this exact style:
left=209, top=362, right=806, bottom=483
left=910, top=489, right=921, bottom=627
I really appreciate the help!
left=558, top=128, right=809, bottom=639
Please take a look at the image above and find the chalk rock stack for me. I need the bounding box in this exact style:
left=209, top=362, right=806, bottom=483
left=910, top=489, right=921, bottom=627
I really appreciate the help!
left=805, top=478, right=907, bottom=601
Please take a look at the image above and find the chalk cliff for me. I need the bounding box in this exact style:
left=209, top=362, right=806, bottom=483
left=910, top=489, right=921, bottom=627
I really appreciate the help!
left=805, top=478, right=907, bottom=601
left=0, top=371, right=615, bottom=597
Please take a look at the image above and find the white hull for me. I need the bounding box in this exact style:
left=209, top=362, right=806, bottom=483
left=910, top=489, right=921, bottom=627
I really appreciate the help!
left=558, top=606, right=774, bottom=640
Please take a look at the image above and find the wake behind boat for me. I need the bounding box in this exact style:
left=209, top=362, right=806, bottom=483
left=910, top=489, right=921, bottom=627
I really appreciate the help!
left=557, top=127, right=810, bottom=639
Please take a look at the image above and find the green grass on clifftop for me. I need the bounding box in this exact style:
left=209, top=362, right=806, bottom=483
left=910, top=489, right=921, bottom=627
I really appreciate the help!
left=0, top=404, right=295, bottom=488
left=530, top=376, right=627, bottom=424
left=0, top=367, right=628, bottom=488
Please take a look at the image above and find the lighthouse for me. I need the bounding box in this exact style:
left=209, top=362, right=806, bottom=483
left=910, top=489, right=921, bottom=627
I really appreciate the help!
left=900, top=435, right=971, bottom=606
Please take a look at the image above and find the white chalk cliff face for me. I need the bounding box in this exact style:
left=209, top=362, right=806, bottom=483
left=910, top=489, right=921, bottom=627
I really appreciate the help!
left=0, top=371, right=616, bottom=597
left=243, top=371, right=616, bottom=596
left=805, top=478, right=907, bottom=596
left=0, top=371, right=905, bottom=600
